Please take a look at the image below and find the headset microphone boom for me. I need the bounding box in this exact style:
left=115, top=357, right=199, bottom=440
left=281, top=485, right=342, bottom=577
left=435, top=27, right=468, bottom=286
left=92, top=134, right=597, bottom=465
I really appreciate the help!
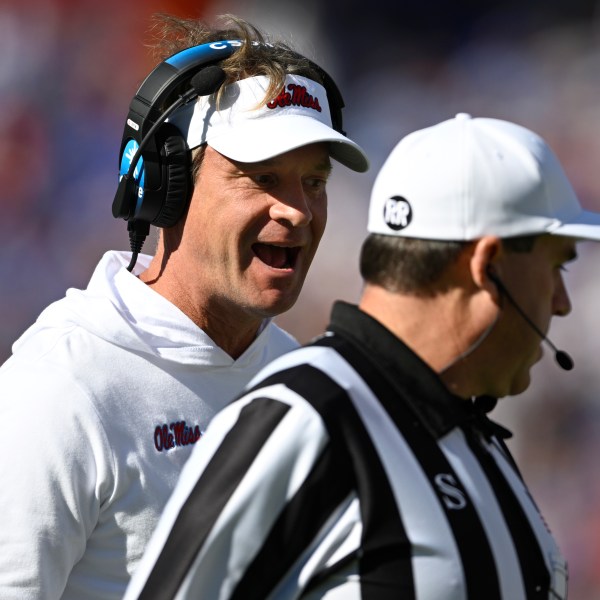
left=487, top=268, right=574, bottom=371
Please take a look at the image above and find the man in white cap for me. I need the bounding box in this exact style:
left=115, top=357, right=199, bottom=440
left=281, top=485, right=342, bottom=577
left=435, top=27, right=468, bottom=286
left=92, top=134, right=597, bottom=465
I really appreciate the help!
left=123, top=113, right=600, bottom=600
left=0, top=13, right=368, bottom=600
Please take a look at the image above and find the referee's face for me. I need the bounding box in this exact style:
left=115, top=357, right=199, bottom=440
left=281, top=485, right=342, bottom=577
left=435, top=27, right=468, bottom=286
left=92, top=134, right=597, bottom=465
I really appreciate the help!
left=489, top=235, right=576, bottom=397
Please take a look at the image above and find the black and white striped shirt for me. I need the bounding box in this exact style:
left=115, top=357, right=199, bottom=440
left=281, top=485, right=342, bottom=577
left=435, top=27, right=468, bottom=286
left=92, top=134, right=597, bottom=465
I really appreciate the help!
left=125, top=301, right=567, bottom=600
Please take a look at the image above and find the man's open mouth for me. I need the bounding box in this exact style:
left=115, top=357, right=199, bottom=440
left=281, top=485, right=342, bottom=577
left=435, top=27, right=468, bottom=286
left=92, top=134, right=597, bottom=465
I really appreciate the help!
left=252, top=243, right=300, bottom=269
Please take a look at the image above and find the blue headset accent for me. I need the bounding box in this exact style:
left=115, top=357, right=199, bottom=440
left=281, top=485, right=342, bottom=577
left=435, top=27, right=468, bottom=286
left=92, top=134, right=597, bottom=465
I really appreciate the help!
left=164, top=40, right=242, bottom=69
left=118, top=139, right=145, bottom=213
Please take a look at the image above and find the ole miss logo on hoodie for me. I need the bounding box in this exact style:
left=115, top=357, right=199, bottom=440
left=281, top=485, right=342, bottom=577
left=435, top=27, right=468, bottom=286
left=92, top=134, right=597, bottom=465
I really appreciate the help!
left=154, top=420, right=202, bottom=452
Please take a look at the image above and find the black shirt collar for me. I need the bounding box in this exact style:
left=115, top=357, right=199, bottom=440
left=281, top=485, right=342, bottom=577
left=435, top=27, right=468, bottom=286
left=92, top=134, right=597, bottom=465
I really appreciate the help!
left=327, top=301, right=511, bottom=440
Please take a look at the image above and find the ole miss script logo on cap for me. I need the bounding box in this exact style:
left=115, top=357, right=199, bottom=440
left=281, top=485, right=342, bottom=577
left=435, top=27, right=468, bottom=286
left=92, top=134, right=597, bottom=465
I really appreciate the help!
left=383, top=196, right=412, bottom=230
left=267, top=84, right=322, bottom=113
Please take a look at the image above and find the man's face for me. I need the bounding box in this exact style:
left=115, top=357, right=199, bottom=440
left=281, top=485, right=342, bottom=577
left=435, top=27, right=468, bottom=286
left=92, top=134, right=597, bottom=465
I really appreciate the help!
left=491, top=234, right=577, bottom=397
left=180, top=143, right=331, bottom=322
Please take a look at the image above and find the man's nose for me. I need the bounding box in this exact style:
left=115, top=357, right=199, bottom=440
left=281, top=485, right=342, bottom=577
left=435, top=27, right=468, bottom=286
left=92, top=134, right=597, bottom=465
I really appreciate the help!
left=269, top=182, right=312, bottom=227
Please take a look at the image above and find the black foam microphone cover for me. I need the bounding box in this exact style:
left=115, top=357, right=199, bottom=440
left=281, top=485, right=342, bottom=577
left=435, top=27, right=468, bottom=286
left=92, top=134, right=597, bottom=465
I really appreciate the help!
left=189, top=65, right=226, bottom=97
left=555, top=350, right=574, bottom=371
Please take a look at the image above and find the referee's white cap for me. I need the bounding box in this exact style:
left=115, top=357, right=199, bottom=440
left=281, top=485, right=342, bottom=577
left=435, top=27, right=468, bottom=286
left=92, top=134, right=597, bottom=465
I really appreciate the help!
left=368, top=113, right=600, bottom=241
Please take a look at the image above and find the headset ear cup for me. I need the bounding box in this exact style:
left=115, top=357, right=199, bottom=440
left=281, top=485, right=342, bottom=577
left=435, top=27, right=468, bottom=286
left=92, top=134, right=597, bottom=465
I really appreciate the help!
left=152, top=126, right=191, bottom=228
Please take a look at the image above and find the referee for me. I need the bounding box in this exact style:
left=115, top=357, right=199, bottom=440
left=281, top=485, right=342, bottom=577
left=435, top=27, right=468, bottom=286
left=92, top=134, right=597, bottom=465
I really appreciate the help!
left=124, top=114, right=600, bottom=599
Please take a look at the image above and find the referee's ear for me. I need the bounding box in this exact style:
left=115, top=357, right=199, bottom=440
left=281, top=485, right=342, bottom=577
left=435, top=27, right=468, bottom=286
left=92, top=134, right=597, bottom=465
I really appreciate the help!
left=469, top=236, right=503, bottom=303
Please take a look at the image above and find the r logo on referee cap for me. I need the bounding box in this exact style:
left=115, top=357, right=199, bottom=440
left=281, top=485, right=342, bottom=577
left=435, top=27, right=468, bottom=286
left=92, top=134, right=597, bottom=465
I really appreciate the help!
left=383, top=196, right=412, bottom=231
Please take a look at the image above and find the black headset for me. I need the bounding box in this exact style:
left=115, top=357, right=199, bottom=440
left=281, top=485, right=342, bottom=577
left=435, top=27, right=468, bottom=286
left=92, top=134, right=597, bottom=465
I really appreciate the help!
left=112, top=39, right=347, bottom=237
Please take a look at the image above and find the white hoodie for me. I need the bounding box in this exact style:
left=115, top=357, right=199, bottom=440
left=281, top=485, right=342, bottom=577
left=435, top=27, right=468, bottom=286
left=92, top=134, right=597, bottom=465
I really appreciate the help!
left=0, top=251, right=298, bottom=600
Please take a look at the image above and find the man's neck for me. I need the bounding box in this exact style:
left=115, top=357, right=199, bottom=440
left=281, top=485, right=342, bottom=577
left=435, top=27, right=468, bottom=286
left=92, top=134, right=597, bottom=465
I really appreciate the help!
left=139, top=260, right=263, bottom=360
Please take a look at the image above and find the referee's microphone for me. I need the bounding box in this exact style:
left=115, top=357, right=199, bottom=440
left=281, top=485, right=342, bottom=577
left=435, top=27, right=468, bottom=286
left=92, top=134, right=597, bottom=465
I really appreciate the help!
left=486, top=268, right=574, bottom=371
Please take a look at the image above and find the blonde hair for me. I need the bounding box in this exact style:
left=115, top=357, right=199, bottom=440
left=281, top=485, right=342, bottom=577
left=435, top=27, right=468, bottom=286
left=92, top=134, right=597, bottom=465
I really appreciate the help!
left=147, top=13, right=323, bottom=108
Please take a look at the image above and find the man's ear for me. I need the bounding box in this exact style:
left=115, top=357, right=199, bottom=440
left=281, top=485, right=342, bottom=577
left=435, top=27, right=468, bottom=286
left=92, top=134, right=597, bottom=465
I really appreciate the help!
left=470, top=236, right=503, bottom=301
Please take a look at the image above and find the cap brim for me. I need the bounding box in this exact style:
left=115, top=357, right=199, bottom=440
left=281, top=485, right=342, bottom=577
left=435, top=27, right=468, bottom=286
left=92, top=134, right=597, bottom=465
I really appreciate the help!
left=206, top=114, right=369, bottom=173
left=550, top=209, right=600, bottom=241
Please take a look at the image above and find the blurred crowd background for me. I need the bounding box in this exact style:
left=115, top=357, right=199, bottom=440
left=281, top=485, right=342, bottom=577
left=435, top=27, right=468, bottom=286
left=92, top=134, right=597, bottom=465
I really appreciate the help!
left=3, top=0, right=600, bottom=597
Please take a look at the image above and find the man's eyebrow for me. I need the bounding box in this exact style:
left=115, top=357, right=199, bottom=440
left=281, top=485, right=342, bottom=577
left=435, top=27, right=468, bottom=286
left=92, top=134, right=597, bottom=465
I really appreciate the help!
left=316, top=159, right=333, bottom=174
left=234, top=156, right=333, bottom=173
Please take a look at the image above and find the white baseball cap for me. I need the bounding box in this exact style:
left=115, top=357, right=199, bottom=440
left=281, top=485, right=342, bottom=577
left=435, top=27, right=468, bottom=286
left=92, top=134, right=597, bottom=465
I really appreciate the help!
left=167, top=73, right=369, bottom=173
left=368, top=113, right=600, bottom=240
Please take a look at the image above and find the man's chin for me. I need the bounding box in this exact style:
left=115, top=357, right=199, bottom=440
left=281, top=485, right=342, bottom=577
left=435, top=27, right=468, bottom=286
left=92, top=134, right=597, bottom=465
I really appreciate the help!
left=508, top=371, right=533, bottom=397
left=249, top=290, right=302, bottom=320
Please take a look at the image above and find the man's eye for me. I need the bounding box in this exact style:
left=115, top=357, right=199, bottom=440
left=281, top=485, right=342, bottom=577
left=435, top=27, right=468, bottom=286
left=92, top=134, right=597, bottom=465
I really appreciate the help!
left=252, top=174, right=275, bottom=186
left=306, top=178, right=327, bottom=191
